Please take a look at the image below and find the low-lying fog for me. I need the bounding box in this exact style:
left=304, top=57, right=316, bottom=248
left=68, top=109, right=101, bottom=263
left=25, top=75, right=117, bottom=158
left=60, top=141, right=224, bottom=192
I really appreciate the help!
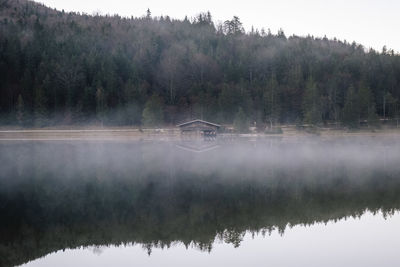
left=1, top=137, right=400, bottom=267
left=1, top=137, right=400, bottom=183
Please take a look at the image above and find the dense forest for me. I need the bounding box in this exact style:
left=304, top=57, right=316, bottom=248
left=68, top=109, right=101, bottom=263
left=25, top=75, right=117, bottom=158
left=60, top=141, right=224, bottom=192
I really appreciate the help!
left=1, top=0, right=400, bottom=128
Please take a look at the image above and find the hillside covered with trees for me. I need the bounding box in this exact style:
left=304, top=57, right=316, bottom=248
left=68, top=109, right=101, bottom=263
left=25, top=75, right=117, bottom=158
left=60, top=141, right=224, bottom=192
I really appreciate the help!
left=1, top=0, right=400, bottom=128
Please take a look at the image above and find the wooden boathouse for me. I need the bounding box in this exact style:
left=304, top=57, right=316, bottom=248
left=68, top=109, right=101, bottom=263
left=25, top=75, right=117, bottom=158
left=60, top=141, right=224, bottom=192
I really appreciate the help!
left=177, top=119, right=220, bottom=139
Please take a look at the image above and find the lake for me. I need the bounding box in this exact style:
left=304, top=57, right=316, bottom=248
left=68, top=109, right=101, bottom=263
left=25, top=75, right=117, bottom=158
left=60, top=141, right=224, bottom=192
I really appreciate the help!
left=1, top=136, right=400, bottom=267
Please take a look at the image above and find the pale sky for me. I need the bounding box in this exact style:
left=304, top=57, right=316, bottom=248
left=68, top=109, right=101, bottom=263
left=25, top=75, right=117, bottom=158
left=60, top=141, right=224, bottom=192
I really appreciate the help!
left=36, top=0, right=400, bottom=52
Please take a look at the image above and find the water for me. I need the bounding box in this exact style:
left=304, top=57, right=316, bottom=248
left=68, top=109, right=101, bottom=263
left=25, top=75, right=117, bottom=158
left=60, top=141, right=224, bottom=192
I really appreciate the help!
left=1, top=137, right=400, bottom=267
left=19, top=211, right=400, bottom=267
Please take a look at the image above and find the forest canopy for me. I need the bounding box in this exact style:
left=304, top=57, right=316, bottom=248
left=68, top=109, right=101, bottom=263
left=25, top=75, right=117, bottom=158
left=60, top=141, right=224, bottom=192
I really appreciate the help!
left=0, top=0, right=399, bottom=127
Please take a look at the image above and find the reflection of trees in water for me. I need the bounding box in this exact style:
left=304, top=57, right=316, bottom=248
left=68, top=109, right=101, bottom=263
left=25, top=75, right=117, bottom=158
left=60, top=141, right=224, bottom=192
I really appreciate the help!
left=1, top=140, right=400, bottom=266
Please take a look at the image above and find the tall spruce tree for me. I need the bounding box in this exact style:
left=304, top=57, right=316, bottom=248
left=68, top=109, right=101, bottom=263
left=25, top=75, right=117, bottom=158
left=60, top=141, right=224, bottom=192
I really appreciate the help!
left=263, top=74, right=280, bottom=128
left=302, top=77, right=322, bottom=125
left=233, top=107, right=249, bottom=133
left=142, top=95, right=164, bottom=127
left=358, top=83, right=379, bottom=127
left=34, top=87, right=48, bottom=127
left=96, top=82, right=106, bottom=126
left=342, top=86, right=360, bottom=128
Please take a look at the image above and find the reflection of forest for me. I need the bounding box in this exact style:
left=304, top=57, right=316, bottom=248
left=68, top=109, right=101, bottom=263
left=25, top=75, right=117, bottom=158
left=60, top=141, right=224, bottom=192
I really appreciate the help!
left=1, top=140, right=400, bottom=267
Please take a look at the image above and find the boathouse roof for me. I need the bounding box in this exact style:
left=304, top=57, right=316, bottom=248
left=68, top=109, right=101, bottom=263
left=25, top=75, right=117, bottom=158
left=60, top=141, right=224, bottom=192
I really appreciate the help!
left=177, top=119, right=221, bottom=128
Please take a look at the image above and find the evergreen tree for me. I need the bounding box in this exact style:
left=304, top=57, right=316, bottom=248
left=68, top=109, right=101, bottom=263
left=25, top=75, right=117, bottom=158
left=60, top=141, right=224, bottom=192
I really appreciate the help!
left=1, top=0, right=400, bottom=126
left=146, top=8, right=151, bottom=19
left=219, top=84, right=240, bottom=122
left=326, top=78, right=342, bottom=125
left=358, top=84, right=373, bottom=120
left=358, top=83, right=379, bottom=127
left=385, top=92, right=398, bottom=118
left=142, top=95, right=164, bottom=127
left=302, top=77, right=322, bottom=125
left=263, top=74, right=280, bottom=128
left=96, top=82, right=106, bottom=126
left=342, top=86, right=360, bottom=128
left=367, top=104, right=380, bottom=128
left=34, top=87, right=48, bottom=127
left=223, top=16, right=244, bottom=34
left=233, top=107, right=248, bottom=133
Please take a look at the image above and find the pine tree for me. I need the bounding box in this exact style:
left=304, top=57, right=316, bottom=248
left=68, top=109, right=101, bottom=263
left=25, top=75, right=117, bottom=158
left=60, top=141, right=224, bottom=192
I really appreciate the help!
left=34, top=87, right=48, bottom=127
left=96, top=82, right=106, bottom=126
left=142, top=95, right=164, bottom=127
left=146, top=8, right=151, bottom=19
left=342, top=86, right=360, bottom=128
left=367, top=104, right=380, bottom=128
left=1, top=0, right=400, bottom=126
left=233, top=107, right=248, bottom=133
left=263, top=74, right=280, bottom=128
left=385, top=92, right=398, bottom=118
left=358, top=83, right=379, bottom=127
left=302, top=77, right=322, bottom=125
left=223, top=16, right=244, bottom=34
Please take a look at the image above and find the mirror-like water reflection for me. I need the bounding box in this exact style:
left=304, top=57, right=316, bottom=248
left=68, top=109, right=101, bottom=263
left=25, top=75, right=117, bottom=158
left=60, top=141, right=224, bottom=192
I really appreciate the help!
left=1, top=137, right=400, bottom=267
left=20, top=211, right=400, bottom=267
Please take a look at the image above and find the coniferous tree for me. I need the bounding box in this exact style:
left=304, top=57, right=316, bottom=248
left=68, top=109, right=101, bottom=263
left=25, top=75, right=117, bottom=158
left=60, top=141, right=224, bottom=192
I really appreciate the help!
left=358, top=84, right=372, bottom=121
left=146, top=8, right=151, bottom=19
left=367, top=104, right=380, bottom=128
left=142, top=95, right=164, bottom=127
left=0, top=0, right=399, bottom=126
left=96, top=82, right=106, bottom=126
left=233, top=107, right=248, bottom=133
left=384, top=92, right=398, bottom=118
left=263, top=74, right=280, bottom=128
left=342, top=86, right=360, bottom=128
left=34, top=86, right=48, bottom=127
left=302, top=77, right=322, bottom=125
left=358, top=83, right=379, bottom=127
left=223, top=16, right=244, bottom=34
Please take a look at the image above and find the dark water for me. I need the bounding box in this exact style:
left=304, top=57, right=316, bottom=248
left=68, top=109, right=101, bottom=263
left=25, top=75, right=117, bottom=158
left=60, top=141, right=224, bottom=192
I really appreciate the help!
left=1, top=137, right=400, bottom=267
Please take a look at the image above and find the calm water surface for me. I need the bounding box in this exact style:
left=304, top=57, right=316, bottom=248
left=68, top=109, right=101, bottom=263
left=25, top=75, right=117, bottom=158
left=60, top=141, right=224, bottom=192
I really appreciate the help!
left=20, top=211, right=400, bottom=267
left=1, top=137, right=400, bottom=267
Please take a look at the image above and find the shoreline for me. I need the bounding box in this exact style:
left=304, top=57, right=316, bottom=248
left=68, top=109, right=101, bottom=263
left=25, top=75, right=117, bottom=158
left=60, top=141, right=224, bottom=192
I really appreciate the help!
left=0, top=126, right=399, bottom=141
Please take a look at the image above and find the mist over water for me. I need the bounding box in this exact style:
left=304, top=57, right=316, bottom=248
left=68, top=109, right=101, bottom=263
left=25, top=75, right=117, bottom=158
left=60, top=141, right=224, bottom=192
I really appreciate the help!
left=1, top=137, right=400, bottom=267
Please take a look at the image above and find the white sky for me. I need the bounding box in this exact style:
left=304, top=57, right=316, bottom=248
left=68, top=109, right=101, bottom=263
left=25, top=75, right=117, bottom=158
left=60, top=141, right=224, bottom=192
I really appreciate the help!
left=36, top=0, right=400, bottom=52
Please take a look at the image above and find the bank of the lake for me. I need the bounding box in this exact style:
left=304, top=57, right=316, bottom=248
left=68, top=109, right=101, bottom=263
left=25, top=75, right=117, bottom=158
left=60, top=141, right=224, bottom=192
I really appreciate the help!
left=0, top=126, right=399, bottom=141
